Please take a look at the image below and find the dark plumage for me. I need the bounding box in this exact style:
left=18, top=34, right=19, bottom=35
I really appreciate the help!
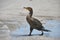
left=24, top=7, right=51, bottom=36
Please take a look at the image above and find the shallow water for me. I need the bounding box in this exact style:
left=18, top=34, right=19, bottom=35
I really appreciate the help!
left=11, top=20, right=60, bottom=38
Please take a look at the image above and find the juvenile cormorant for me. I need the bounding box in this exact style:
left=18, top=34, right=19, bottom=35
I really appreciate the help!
left=24, top=7, right=51, bottom=36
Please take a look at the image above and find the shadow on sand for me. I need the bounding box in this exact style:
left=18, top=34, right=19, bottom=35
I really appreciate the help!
left=11, top=34, right=44, bottom=37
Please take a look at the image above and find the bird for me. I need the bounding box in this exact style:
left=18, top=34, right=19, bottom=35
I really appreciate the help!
left=24, top=7, right=51, bottom=36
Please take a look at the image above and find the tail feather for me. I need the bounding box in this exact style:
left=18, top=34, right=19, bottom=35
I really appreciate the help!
left=42, top=29, right=51, bottom=32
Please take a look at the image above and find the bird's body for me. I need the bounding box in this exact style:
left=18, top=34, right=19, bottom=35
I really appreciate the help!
left=26, top=15, right=43, bottom=30
left=24, top=7, right=51, bottom=36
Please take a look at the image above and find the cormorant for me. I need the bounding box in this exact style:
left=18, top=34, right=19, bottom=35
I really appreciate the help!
left=24, top=7, right=51, bottom=36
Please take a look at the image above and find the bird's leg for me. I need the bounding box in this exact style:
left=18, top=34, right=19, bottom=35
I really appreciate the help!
left=40, top=30, right=43, bottom=35
left=28, top=27, right=33, bottom=36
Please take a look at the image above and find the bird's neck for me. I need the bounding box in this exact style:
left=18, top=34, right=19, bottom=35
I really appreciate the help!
left=29, top=10, right=33, bottom=17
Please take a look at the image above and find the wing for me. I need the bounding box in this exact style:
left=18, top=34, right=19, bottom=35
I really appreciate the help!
left=31, top=18, right=42, bottom=26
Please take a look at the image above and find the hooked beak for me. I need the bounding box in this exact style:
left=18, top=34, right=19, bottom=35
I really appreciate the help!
left=24, top=7, right=29, bottom=11
left=24, top=7, right=27, bottom=9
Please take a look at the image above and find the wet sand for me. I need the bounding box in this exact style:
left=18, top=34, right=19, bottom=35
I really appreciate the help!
left=0, top=35, right=60, bottom=40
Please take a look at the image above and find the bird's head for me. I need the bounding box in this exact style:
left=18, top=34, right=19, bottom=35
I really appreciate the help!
left=24, top=7, right=32, bottom=12
left=24, top=7, right=33, bottom=17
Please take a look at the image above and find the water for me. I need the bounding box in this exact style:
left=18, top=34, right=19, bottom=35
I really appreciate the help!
left=11, top=20, right=60, bottom=38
